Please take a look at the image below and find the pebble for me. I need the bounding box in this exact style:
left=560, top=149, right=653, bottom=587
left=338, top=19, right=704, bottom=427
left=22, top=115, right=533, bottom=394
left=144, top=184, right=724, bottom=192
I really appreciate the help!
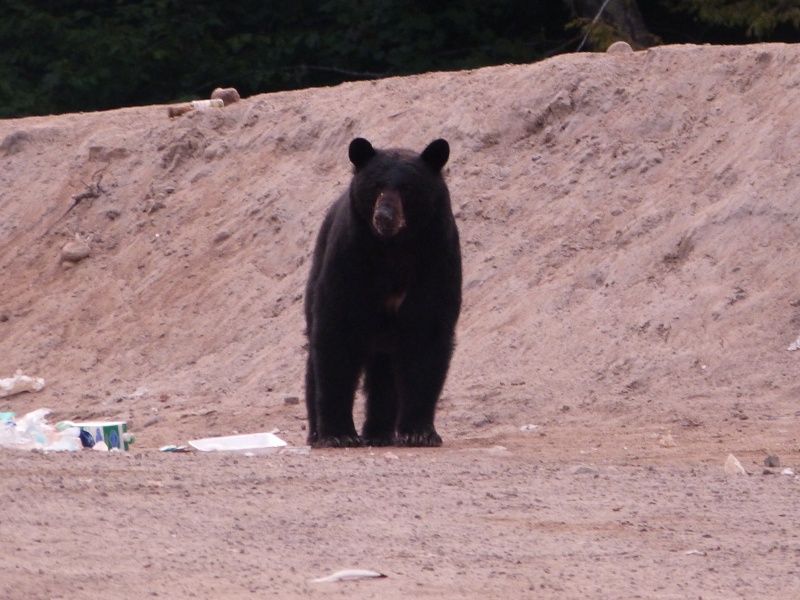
left=211, top=87, right=241, bottom=106
left=764, top=455, right=781, bottom=468
left=606, top=41, right=633, bottom=55
left=724, top=453, right=747, bottom=475
left=61, top=240, right=90, bottom=263
left=570, top=465, right=599, bottom=475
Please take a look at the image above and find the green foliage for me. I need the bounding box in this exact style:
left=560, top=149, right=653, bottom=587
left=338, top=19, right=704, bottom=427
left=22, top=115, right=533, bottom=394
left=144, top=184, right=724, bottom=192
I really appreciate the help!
left=0, top=0, right=567, bottom=118
left=671, top=0, right=800, bottom=39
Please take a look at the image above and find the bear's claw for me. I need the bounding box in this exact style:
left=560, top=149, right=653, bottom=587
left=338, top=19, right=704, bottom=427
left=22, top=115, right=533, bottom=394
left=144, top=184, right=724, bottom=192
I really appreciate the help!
left=312, top=434, right=364, bottom=448
left=396, top=431, right=443, bottom=447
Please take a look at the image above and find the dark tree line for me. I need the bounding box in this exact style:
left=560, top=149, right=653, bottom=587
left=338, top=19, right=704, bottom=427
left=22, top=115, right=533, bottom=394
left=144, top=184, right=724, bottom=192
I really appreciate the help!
left=1, top=0, right=799, bottom=118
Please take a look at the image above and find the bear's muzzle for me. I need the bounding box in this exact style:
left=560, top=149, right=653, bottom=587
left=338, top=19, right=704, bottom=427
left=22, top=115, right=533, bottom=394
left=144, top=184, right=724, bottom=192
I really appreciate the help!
left=373, top=191, right=406, bottom=237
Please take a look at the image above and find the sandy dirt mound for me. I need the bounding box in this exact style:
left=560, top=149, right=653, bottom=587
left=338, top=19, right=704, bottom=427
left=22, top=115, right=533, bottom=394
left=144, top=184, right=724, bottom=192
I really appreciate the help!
left=1, top=44, right=799, bottom=598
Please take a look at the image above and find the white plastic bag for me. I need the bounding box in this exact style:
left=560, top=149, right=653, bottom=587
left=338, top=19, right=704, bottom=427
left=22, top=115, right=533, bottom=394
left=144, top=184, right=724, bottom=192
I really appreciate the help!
left=0, top=371, right=46, bottom=398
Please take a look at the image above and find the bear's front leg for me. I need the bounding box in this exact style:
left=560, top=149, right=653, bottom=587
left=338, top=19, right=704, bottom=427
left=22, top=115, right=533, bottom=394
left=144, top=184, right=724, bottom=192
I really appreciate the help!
left=362, top=354, right=399, bottom=446
left=393, top=331, right=453, bottom=447
left=309, top=337, right=364, bottom=448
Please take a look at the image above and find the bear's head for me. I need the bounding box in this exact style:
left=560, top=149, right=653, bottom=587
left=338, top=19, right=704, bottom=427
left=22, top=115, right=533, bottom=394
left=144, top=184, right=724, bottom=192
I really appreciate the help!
left=348, top=138, right=450, bottom=239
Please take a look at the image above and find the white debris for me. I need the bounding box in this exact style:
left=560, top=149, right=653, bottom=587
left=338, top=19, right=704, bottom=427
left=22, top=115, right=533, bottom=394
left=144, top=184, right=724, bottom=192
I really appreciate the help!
left=0, top=371, right=45, bottom=398
left=724, top=453, right=747, bottom=475
left=312, top=569, right=387, bottom=583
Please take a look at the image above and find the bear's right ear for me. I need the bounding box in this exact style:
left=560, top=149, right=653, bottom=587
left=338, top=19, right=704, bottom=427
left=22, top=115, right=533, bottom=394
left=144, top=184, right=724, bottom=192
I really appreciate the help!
left=349, top=138, right=376, bottom=169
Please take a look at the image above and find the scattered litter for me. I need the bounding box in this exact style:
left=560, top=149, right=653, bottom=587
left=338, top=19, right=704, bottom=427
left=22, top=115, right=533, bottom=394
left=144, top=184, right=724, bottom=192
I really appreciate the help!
left=78, top=429, right=95, bottom=448
left=487, top=445, right=509, bottom=455
left=724, top=453, right=747, bottom=475
left=160, top=445, right=190, bottom=452
left=781, top=468, right=795, bottom=476
left=685, top=550, right=707, bottom=556
left=787, top=334, right=800, bottom=351
left=60, top=421, right=134, bottom=451
left=383, top=451, right=399, bottom=460
left=0, top=409, right=81, bottom=451
left=764, top=455, right=781, bottom=468
left=188, top=431, right=287, bottom=453
left=520, top=423, right=539, bottom=431
left=312, top=569, right=387, bottom=584
left=168, top=89, right=236, bottom=118
left=0, top=371, right=45, bottom=398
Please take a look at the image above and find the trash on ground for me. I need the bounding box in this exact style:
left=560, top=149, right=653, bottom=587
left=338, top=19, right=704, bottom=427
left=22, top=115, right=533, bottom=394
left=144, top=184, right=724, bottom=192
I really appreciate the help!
left=781, top=468, right=795, bottom=476
left=312, top=569, right=387, bottom=583
left=685, top=550, right=707, bottom=556
left=60, top=421, right=134, bottom=451
left=724, top=453, right=747, bottom=475
left=188, top=431, right=287, bottom=452
left=0, top=371, right=45, bottom=398
left=520, top=423, right=539, bottom=431
left=0, top=409, right=81, bottom=451
left=160, top=445, right=191, bottom=452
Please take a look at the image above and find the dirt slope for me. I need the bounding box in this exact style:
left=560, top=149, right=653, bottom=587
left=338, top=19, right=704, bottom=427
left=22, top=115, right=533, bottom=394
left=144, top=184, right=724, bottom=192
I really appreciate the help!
left=1, top=44, right=799, bottom=599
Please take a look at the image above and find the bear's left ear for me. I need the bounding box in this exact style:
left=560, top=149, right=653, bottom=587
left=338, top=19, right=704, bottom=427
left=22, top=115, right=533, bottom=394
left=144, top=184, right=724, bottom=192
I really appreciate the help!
left=421, top=139, right=450, bottom=173
left=349, top=138, right=376, bottom=170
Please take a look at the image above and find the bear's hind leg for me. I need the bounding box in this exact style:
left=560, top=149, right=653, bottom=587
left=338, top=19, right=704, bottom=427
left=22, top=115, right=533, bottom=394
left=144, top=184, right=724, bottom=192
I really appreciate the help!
left=362, top=354, right=398, bottom=446
left=305, top=352, right=319, bottom=445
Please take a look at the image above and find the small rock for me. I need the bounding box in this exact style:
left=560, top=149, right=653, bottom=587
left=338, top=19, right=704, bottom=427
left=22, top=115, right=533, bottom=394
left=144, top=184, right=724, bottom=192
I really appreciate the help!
left=284, top=396, right=300, bottom=405
left=214, top=230, right=231, bottom=244
left=658, top=432, right=677, bottom=448
left=105, top=208, right=122, bottom=220
left=142, top=416, right=161, bottom=428
left=61, top=240, right=90, bottom=263
left=724, top=453, right=747, bottom=475
left=570, top=465, right=599, bottom=475
left=211, top=87, right=241, bottom=106
left=764, top=455, right=781, bottom=468
left=606, top=41, right=633, bottom=55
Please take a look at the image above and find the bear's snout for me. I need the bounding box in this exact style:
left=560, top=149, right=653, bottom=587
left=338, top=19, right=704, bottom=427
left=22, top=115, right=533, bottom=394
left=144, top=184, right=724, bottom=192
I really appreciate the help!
left=373, top=191, right=406, bottom=237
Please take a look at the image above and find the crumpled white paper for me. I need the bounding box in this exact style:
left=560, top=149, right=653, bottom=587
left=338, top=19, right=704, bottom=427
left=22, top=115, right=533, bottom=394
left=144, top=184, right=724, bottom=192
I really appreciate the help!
left=0, top=370, right=46, bottom=398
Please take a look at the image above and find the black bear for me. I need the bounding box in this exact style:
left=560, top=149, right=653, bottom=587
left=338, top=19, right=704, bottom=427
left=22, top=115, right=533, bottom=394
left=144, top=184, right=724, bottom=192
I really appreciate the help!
left=304, top=137, right=462, bottom=448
